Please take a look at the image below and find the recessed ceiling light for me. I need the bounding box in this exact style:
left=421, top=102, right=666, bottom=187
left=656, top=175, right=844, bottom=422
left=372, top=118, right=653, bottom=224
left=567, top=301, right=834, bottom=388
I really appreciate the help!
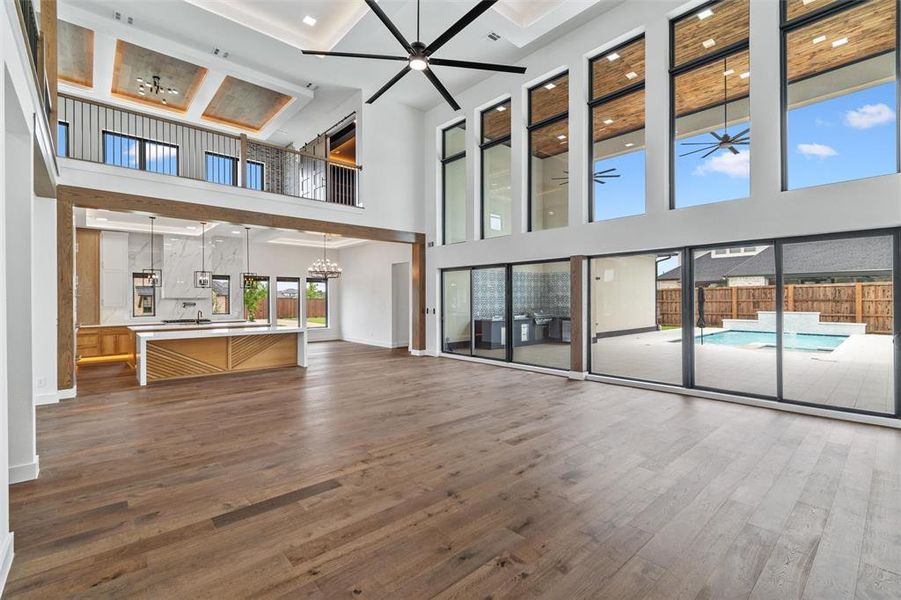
left=697, top=8, right=714, bottom=19
left=557, top=134, right=566, bottom=140
left=496, top=105, right=506, bottom=112
left=231, top=230, right=241, bottom=234
left=723, top=69, right=734, bottom=76
left=302, top=15, right=317, bottom=26
left=606, top=52, right=620, bottom=61
left=739, top=71, right=750, bottom=79
left=186, top=226, right=196, bottom=230
left=812, top=34, right=827, bottom=44
left=95, top=217, right=108, bottom=222
left=544, top=82, right=556, bottom=90
left=603, top=118, right=614, bottom=125
left=702, top=38, right=716, bottom=49
left=802, top=0, right=817, bottom=5
left=625, top=71, right=638, bottom=80
left=831, top=37, right=848, bottom=48
left=625, top=142, right=635, bottom=147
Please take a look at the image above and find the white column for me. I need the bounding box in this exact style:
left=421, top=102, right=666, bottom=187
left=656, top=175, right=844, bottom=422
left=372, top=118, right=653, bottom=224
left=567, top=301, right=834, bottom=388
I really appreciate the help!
left=31, top=196, right=57, bottom=405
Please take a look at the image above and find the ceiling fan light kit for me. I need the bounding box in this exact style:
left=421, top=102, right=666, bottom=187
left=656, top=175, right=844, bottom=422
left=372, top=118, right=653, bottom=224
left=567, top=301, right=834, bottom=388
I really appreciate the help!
left=303, top=0, right=526, bottom=111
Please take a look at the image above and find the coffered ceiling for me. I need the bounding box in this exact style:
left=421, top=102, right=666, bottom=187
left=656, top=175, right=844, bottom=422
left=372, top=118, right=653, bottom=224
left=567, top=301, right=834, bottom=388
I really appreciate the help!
left=111, top=40, right=207, bottom=112
left=58, top=19, right=94, bottom=87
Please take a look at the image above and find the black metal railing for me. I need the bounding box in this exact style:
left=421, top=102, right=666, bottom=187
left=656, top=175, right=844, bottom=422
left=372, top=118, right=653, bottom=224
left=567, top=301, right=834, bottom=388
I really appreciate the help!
left=15, top=0, right=52, bottom=127
left=58, top=94, right=363, bottom=207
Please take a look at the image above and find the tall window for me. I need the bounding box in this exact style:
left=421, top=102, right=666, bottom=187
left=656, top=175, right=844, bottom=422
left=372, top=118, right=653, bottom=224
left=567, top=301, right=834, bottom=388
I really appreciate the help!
left=480, top=100, right=512, bottom=238
left=276, top=277, right=301, bottom=327
left=243, top=276, right=270, bottom=322
left=247, top=161, right=264, bottom=191
left=57, top=121, right=69, bottom=157
left=205, top=152, right=237, bottom=185
left=132, top=273, right=156, bottom=317
left=590, top=36, right=646, bottom=221
left=306, top=278, right=328, bottom=328
left=212, top=275, right=230, bottom=315
left=783, top=0, right=898, bottom=190
left=672, top=0, right=750, bottom=208
left=528, top=72, right=569, bottom=231
left=441, top=121, right=466, bottom=244
left=103, top=131, right=178, bottom=175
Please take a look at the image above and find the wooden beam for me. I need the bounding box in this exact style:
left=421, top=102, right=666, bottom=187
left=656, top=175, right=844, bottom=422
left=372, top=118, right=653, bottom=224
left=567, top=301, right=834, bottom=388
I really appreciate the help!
left=57, top=196, right=75, bottom=390
left=41, top=0, right=58, bottom=144
left=239, top=133, right=248, bottom=188
left=411, top=241, right=426, bottom=351
left=570, top=256, right=584, bottom=373
left=57, top=185, right=422, bottom=244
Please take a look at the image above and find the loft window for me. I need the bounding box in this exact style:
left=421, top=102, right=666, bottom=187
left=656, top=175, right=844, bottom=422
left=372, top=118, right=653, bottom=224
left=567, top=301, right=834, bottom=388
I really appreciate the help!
left=57, top=121, right=69, bottom=157
left=132, top=273, right=156, bottom=317
left=246, top=161, right=264, bottom=190
left=441, top=121, right=467, bottom=244
left=205, top=152, right=238, bottom=185
left=102, top=131, right=178, bottom=175
left=306, top=278, right=328, bottom=328
left=528, top=72, right=569, bottom=231
left=212, top=275, right=230, bottom=315
left=480, top=99, right=512, bottom=239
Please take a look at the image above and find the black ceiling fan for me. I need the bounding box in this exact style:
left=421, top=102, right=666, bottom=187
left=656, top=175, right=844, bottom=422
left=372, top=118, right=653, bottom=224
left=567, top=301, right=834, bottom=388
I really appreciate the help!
left=302, top=0, right=526, bottom=111
left=552, top=168, right=621, bottom=186
left=679, top=57, right=749, bottom=159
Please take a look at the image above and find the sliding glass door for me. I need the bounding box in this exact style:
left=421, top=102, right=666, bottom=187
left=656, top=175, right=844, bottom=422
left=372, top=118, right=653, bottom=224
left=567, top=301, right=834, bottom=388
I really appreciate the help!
left=512, top=261, right=570, bottom=370
left=472, top=267, right=507, bottom=361
left=442, top=269, right=471, bottom=356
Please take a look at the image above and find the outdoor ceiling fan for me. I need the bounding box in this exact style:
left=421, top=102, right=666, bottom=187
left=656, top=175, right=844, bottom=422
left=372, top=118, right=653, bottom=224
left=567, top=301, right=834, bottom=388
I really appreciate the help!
left=679, top=57, right=749, bottom=159
left=302, top=0, right=526, bottom=111
left=552, top=168, right=621, bottom=186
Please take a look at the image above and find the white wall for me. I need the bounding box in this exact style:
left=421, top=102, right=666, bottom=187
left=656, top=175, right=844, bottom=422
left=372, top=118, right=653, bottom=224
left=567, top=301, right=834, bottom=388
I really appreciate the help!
left=338, top=241, right=412, bottom=348
left=421, top=0, right=901, bottom=355
left=591, top=255, right=657, bottom=335
left=31, top=197, right=57, bottom=406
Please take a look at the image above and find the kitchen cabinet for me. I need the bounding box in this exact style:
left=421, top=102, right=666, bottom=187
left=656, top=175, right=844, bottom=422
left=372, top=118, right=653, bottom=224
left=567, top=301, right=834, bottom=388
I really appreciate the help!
left=76, top=326, right=135, bottom=366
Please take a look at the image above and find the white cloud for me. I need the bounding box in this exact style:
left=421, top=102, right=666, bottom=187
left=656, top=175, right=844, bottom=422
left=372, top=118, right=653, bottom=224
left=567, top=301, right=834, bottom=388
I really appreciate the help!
left=693, top=150, right=749, bottom=179
left=797, top=142, right=838, bottom=159
left=844, top=103, right=896, bottom=129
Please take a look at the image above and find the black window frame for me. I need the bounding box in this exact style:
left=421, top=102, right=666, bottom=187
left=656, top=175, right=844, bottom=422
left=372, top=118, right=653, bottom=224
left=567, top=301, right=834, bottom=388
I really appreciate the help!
left=131, top=272, right=157, bottom=318
left=779, top=0, right=900, bottom=191
left=527, top=71, right=569, bottom=232
left=246, top=160, right=265, bottom=191
left=211, top=274, right=230, bottom=315
left=588, top=34, right=646, bottom=222
left=441, top=120, right=467, bottom=245
left=305, top=277, right=329, bottom=328
left=243, top=274, right=270, bottom=321
left=57, top=120, right=69, bottom=158
left=204, top=151, right=239, bottom=186
left=102, top=130, right=179, bottom=175
left=479, top=98, right=512, bottom=240
left=669, top=0, right=750, bottom=210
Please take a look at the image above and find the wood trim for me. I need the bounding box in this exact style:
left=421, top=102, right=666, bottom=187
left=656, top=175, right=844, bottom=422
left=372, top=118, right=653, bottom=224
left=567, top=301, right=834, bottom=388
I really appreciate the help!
left=58, top=196, right=75, bottom=390
left=41, top=0, right=57, bottom=142
left=570, top=256, right=584, bottom=373
left=411, top=241, right=426, bottom=351
left=75, top=228, right=100, bottom=325
left=57, top=185, right=422, bottom=244
left=239, top=133, right=248, bottom=188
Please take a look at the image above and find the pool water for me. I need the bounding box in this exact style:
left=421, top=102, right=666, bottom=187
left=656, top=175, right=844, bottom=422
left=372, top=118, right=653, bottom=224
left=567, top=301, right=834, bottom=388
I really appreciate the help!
left=695, top=330, right=848, bottom=351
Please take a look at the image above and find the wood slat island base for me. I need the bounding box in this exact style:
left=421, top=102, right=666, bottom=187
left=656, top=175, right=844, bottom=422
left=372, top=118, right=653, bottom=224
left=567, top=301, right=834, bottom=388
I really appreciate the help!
left=135, top=326, right=306, bottom=385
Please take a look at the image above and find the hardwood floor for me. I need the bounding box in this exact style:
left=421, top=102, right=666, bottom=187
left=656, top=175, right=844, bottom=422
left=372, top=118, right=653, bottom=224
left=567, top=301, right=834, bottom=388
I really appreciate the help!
left=7, top=341, right=901, bottom=598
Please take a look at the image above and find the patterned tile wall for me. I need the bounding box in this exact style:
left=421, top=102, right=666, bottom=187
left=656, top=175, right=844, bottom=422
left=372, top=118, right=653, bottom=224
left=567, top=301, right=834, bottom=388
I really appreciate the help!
left=471, top=268, right=570, bottom=319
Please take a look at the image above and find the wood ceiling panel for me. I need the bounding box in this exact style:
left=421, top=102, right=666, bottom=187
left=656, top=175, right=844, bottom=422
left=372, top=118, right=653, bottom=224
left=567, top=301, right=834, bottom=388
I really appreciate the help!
left=592, top=88, right=645, bottom=143
left=111, top=40, right=207, bottom=113
left=673, top=0, right=749, bottom=68
left=58, top=20, right=93, bottom=88
left=592, top=37, right=645, bottom=101
left=202, top=76, right=293, bottom=132
left=530, top=118, right=569, bottom=159
left=482, top=100, right=511, bottom=143
left=529, top=73, right=568, bottom=124
left=675, top=48, right=749, bottom=117
left=786, top=0, right=896, bottom=83
left=785, top=0, right=854, bottom=22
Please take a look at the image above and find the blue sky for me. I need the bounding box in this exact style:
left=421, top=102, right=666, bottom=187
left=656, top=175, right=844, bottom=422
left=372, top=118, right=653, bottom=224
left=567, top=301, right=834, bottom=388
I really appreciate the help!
left=592, top=149, right=645, bottom=221
left=674, top=121, right=751, bottom=209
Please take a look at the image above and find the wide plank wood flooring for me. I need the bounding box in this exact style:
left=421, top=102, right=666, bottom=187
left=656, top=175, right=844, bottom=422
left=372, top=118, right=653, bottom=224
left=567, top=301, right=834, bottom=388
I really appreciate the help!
left=7, top=341, right=901, bottom=598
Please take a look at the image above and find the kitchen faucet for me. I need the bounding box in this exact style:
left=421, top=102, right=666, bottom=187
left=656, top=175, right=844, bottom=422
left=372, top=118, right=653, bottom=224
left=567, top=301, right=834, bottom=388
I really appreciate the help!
left=196, top=310, right=204, bottom=324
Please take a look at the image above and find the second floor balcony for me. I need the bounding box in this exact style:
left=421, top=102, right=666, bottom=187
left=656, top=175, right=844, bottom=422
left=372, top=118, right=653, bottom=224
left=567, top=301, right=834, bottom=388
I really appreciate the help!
left=57, top=94, right=362, bottom=208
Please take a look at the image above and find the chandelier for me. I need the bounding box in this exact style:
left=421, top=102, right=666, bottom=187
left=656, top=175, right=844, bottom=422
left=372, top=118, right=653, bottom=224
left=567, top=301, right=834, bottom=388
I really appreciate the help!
left=308, top=234, right=342, bottom=279
left=240, top=227, right=258, bottom=288
left=136, top=75, right=179, bottom=105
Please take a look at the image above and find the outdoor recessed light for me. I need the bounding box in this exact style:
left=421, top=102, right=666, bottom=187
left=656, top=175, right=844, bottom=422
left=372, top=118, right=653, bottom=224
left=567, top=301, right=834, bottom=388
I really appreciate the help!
left=723, top=69, right=734, bottom=76
left=625, top=142, right=635, bottom=147
left=603, top=118, right=614, bottom=125
left=186, top=226, right=196, bottom=230
left=739, top=71, right=750, bottom=79
left=802, top=0, right=817, bottom=5
left=231, top=230, right=241, bottom=234
left=606, top=52, right=620, bottom=61
left=557, top=134, right=566, bottom=140
left=496, top=105, right=506, bottom=112
left=544, top=82, right=556, bottom=90
left=812, top=34, right=827, bottom=44
left=702, top=38, right=716, bottom=49
left=831, top=37, right=848, bottom=48
left=302, top=15, right=317, bottom=26
left=625, top=71, right=638, bottom=80
left=697, top=8, right=714, bottom=19
left=95, top=217, right=108, bottom=222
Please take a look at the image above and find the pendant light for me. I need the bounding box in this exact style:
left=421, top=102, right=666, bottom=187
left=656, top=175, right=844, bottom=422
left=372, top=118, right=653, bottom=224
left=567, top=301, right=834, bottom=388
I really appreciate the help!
left=307, top=234, right=342, bottom=279
left=240, top=227, right=258, bottom=288
left=194, top=222, right=212, bottom=288
left=142, top=216, right=162, bottom=287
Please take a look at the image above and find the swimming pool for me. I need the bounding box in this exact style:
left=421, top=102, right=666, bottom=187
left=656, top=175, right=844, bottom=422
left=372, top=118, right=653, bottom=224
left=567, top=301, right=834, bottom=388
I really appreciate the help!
left=695, top=330, right=848, bottom=351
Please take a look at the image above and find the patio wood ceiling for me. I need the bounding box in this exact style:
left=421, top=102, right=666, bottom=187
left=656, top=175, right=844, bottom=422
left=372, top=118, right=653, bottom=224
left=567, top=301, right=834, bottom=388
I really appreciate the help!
left=592, top=88, right=645, bottom=144
left=592, top=37, right=645, bottom=101
left=482, top=100, right=511, bottom=144
left=58, top=20, right=94, bottom=88
left=111, top=40, right=207, bottom=113
left=529, top=72, right=569, bottom=125
left=202, top=76, right=293, bottom=132
left=673, top=0, right=749, bottom=68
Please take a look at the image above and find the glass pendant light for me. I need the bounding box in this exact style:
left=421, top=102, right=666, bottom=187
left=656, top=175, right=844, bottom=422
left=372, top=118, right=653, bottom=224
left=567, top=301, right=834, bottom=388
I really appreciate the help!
left=307, top=234, right=342, bottom=279
left=194, top=222, right=212, bottom=288
left=142, top=216, right=162, bottom=286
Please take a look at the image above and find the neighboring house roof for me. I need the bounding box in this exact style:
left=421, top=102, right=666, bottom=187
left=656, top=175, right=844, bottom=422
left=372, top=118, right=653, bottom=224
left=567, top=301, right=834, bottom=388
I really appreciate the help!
left=211, top=279, right=229, bottom=295
left=659, top=237, right=892, bottom=283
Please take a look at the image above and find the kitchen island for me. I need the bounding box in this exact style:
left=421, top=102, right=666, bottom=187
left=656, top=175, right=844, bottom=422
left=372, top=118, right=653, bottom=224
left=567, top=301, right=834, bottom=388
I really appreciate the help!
left=132, top=325, right=307, bottom=386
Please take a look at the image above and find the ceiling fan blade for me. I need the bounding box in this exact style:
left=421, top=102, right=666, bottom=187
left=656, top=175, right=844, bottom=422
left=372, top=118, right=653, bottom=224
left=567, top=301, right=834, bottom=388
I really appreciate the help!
left=601, top=174, right=621, bottom=178
left=364, top=0, right=413, bottom=53
left=732, top=127, right=750, bottom=139
left=424, top=68, right=461, bottom=111
left=302, top=50, right=409, bottom=61
left=596, top=168, right=618, bottom=174
left=709, top=131, right=723, bottom=141
left=681, top=142, right=720, bottom=145
left=426, top=0, right=498, bottom=55
left=679, top=145, right=717, bottom=157
left=366, top=66, right=411, bottom=104
left=429, top=57, right=526, bottom=74
left=733, top=141, right=750, bottom=145
left=701, top=147, right=720, bottom=159
left=728, top=146, right=740, bottom=155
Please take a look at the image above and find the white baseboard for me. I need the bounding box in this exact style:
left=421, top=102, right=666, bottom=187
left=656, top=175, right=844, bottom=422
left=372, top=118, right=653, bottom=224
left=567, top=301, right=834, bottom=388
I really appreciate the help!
left=58, top=387, right=77, bottom=400
left=568, top=371, right=587, bottom=380
left=0, top=532, right=14, bottom=596
left=409, top=348, right=428, bottom=357
left=34, top=391, right=59, bottom=406
left=9, top=457, right=39, bottom=484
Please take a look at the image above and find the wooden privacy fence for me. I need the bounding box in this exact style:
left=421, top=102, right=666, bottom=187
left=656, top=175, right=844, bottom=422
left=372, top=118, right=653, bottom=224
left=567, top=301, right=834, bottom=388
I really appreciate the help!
left=657, top=282, right=893, bottom=334
left=248, top=297, right=326, bottom=321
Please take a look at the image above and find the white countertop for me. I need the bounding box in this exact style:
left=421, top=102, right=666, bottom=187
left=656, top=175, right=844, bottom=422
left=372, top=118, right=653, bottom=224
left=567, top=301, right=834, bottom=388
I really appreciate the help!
left=135, top=324, right=305, bottom=341
left=127, top=321, right=269, bottom=333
